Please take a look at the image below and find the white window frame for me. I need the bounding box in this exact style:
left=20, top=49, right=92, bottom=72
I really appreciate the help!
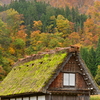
left=63, top=73, right=75, bottom=86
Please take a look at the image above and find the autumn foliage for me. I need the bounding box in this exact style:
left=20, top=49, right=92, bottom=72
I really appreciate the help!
left=0, top=0, right=100, bottom=80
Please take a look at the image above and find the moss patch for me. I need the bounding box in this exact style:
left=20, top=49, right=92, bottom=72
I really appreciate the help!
left=0, top=52, right=66, bottom=96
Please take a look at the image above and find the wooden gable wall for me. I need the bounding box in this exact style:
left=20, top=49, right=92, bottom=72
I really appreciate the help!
left=48, top=54, right=88, bottom=91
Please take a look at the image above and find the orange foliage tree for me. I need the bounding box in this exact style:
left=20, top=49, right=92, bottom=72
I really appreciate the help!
left=68, top=32, right=80, bottom=44
left=80, top=17, right=99, bottom=47
left=16, top=25, right=27, bottom=41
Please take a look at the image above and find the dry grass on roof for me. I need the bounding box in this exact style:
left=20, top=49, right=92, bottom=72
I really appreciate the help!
left=0, top=52, right=67, bottom=96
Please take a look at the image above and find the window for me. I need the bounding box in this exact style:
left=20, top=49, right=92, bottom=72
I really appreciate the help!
left=10, top=96, right=45, bottom=100
left=23, top=97, right=29, bottom=100
left=10, top=98, right=15, bottom=100
left=30, top=96, right=36, bottom=100
left=63, top=73, right=75, bottom=86
left=16, top=98, right=22, bottom=100
left=38, top=96, right=45, bottom=100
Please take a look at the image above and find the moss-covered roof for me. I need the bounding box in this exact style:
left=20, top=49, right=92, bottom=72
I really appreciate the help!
left=0, top=52, right=67, bottom=96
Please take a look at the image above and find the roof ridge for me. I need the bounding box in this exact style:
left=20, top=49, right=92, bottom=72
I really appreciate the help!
left=12, top=47, right=70, bottom=68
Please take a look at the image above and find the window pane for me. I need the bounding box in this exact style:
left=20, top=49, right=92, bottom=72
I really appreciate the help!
left=23, top=97, right=29, bottom=100
left=16, top=98, right=22, bottom=100
left=63, top=73, right=69, bottom=85
left=30, top=96, right=36, bottom=100
left=70, top=74, right=75, bottom=86
left=10, top=98, right=15, bottom=100
left=38, top=96, right=45, bottom=100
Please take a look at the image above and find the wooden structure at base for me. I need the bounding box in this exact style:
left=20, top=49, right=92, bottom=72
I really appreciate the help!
left=0, top=46, right=99, bottom=100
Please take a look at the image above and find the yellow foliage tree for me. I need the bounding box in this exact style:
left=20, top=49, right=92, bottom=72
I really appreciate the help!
left=33, top=20, right=43, bottom=31
left=56, top=15, right=70, bottom=38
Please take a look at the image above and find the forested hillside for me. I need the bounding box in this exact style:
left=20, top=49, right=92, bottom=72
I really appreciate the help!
left=0, top=0, right=100, bottom=85
left=0, top=0, right=95, bottom=7
left=0, top=0, right=97, bottom=13
left=37, top=0, right=94, bottom=12
left=0, top=0, right=95, bottom=13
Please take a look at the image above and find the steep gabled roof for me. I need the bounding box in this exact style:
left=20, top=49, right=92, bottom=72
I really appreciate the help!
left=0, top=46, right=99, bottom=97
left=0, top=49, right=67, bottom=97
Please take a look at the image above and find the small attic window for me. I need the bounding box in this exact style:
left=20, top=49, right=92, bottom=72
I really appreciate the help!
left=63, top=73, right=75, bottom=86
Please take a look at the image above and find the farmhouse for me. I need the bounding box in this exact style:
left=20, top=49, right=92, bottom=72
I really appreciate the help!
left=0, top=46, right=99, bottom=100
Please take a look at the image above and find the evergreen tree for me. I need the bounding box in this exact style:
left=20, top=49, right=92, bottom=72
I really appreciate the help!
left=19, top=0, right=26, bottom=2
left=80, top=47, right=97, bottom=77
left=71, top=7, right=76, bottom=22
left=80, top=47, right=89, bottom=65
left=96, top=38, right=100, bottom=66
left=65, top=6, right=71, bottom=21
left=95, top=65, right=100, bottom=85
left=88, top=47, right=97, bottom=77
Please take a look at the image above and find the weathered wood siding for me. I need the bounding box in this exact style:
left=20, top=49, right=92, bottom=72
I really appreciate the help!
left=45, top=94, right=89, bottom=100
left=76, top=73, right=87, bottom=89
left=49, top=72, right=63, bottom=88
left=62, top=55, right=81, bottom=72
left=1, top=94, right=90, bottom=100
left=48, top=55, right=88, bottom=90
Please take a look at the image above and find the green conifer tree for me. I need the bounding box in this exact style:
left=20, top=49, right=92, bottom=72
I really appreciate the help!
left=88, top=47, right=97, bottom=77
left=95, top=65, right=100, bottom=85
left=96, top=38, right=100, bottom=66
left=80, top=47, right=89, bottom=65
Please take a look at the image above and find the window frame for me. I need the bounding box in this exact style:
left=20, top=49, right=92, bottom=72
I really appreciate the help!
left=63, top=73, right=76, bottom=87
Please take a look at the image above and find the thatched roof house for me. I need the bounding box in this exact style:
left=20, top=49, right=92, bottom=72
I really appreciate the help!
left=0, top=46, right=99, bottom=100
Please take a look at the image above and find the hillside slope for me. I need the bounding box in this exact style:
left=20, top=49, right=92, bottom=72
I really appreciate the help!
left=37, top=0, right=94, bottom=8
left=0, top=0, right=96, bottom=13
left=0, top=0, right=11, bottom=5
left=0, top=0, right=95, bottom=7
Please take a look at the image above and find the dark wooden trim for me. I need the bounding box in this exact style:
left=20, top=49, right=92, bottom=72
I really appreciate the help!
left=1, top=93, right=46, bottom=99
left=47, top=90, right=90, bottom=95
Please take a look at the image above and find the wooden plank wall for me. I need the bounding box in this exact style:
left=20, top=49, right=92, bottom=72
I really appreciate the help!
left=62, top=55, right=81, bottom=72
left=46, top=95, right=89, bottom=100
left=48, top=55, right=87, bottom=89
